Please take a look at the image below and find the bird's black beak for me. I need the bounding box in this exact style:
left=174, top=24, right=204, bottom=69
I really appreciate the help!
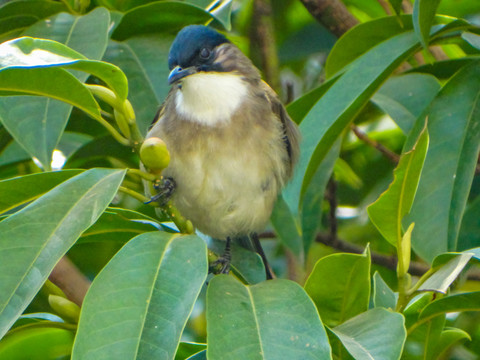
left=168, top=66, right=196, bottom=85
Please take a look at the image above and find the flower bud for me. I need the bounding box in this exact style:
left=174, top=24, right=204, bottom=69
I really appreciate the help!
left=140, top=137, right=170, bottom=173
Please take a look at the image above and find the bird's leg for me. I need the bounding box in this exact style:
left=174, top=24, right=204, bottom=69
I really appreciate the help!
left=209, top=237, right=232, bottom=275
left=251, top=232, right=275, bottom=280
left=146, top=177, right=176, bottom=206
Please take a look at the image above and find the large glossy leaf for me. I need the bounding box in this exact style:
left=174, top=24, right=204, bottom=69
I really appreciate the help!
left=0, top=0, right=67, bottom=41
left=405, top=60, right=480, bottom=261
left=112, top=2, right=215, bottom=41
left=368, top=126, right=428, bottom=247
left=325, top=15, right=413, bottom=78
left=429, top=328, right=471, bottom=360
left=413, top=0, right=442, bottom=49
left=0, top=168, right=125, bottom=339
left=283, top=30, right=421, bottom=215
left=0, top=327, right=74, bottom=359
left=372, top=73, right=441, bottom=134
left=458, top=195, right=480, bottom=251
left=104, top=35, right=172, bottom=135
left=0, top=8, right=110, bottom=169
left=330, top=308, right=406, bottom=360
left=79, top=207, right=160, bottom=244
left=419, top=291, right=480, bottom=322
left=206, top=275, right=332, bottom=360
left=304, top=250, right=371, bottom=327
left=72, top=232, right=207, bottom=360
left=418, top=252, right=473, bottom=293
left=0, top=169, right=81, bottom=215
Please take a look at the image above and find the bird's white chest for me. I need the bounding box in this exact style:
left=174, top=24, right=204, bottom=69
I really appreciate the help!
left=174, top=72, right=248, bottom=126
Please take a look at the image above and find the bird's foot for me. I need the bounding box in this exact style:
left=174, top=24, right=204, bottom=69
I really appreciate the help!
left=209, top=237, right=232, bottom=275
left=146, top=177, right=176, bottom=206
left=209, top=256, right=231, bottom=275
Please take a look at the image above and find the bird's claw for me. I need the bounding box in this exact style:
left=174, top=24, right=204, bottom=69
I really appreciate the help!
left=146, top=177, right=176, bottom=206
left=209, top=257, right=231, bottom=275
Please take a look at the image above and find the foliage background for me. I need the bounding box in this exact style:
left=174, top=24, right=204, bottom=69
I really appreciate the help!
left=0, top=0, right=479, bottom=359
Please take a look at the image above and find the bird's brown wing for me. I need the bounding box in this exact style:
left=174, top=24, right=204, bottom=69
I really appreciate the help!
left=261, top=80, right=300, bottom=175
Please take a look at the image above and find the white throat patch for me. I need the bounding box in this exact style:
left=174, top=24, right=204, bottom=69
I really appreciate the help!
left=175, top=72, right=248, bottom=126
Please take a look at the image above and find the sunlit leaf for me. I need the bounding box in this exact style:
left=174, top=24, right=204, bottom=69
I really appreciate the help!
left=368, top=125, right=428, bottom=247
left=0, top=169, right=125, bottom=338
left=207, top=275, right=332, bottom=360
left=73, top=232, right=207, bottom=360
left=406, top=60, right=480, bottom=261
left=304, top=250, right=371, bottom=326
left=413, top=0, right=442, bottom=49
left=330, top=308, right=406, bottom=360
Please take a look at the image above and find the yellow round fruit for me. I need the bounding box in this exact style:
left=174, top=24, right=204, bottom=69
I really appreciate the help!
left=140, top=137, right=170, bottom=172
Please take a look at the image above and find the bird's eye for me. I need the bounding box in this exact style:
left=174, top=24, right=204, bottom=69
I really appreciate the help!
left=199, top=47, right=211, bottom=59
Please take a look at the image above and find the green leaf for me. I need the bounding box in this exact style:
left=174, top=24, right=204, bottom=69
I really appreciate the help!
left=209, top=0, right=233, bottom=30
left=72, top=232, right=207, bottom=360
left=388, top=0, right=403, bottom=16
left=283, top=30, right=422, bottom=216
left=429, top=328, right=471, bottom=359
left=0, top=168, right=125, bottom=339
left=270, top=195, right=302, bottom=258
left=0, top=0, right=67, bottom=41
left=419, top=291, right=480, bottom=322
left=458, top=196, right=480, bottom=251
left=325, top=15, right=413, bottom=78
left=112, top=2, right=214, bottom=41
left=418, top=253, right=473, bottom=293
left=0, top=327, right=74, bottom=359
left=462, top=32, right=480, bottom=50
left=406, top=60, right=480, bottom=261
left=372, top=73, right=441, bottom=134
left=209, top=238, right=266, bottom=284
left=104, top=35, right=172, bottom=135
left=304, top=250, right=371, bottom=326
left=368, top=126, right=428, bottom=247
left=372, top=271, right=397, bottom=310
left=0, top=169, right=82, bottom=215
left=413, top=0, right=442, bottom=49
left=301, top=139, right=341, bottom=254
left=206, top=275, right=332, bottom=360
left=79, top=207, right=160, bottom=244
left=330, top=308, right=406, bottom=360
left=0, top=8, right=110, bottom=168
left=175, top=342, right=207, bottom=360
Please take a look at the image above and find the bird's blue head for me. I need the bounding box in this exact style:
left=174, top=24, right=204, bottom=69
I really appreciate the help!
left=167, top=25, right=229, bottom=84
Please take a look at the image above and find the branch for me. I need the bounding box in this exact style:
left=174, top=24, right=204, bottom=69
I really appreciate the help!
left=299, top=0, right=359, bottom=37
left=351, top=124, right=400, bottom=164
left=250, top=0, right=280, bottom=92
left=49, top=257, right=91, bottom=306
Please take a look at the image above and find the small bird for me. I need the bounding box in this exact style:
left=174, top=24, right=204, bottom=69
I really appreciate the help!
left=144, top=25, right=300, bottom=279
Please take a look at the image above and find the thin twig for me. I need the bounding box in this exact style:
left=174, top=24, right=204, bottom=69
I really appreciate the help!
left=351, top=124, right=400, bottom=164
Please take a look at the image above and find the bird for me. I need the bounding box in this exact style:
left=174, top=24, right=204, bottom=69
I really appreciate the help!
left=143, top=25, right=300, bottom=279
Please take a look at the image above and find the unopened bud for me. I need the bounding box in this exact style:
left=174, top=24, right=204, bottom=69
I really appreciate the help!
left=140, top=137, right=170, bottom=173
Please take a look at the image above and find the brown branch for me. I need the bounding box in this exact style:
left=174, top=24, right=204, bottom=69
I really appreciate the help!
left=299, top=0, right=359, bottom=38
left=260, top=231, right=480, bottom=281
left=49, top=256, right=91, bottom=306
left=351, top=124, right=400, bottom=164
left=250, top=0, right=280, bottom=92
left=377, top=0, right=392, bottom=15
